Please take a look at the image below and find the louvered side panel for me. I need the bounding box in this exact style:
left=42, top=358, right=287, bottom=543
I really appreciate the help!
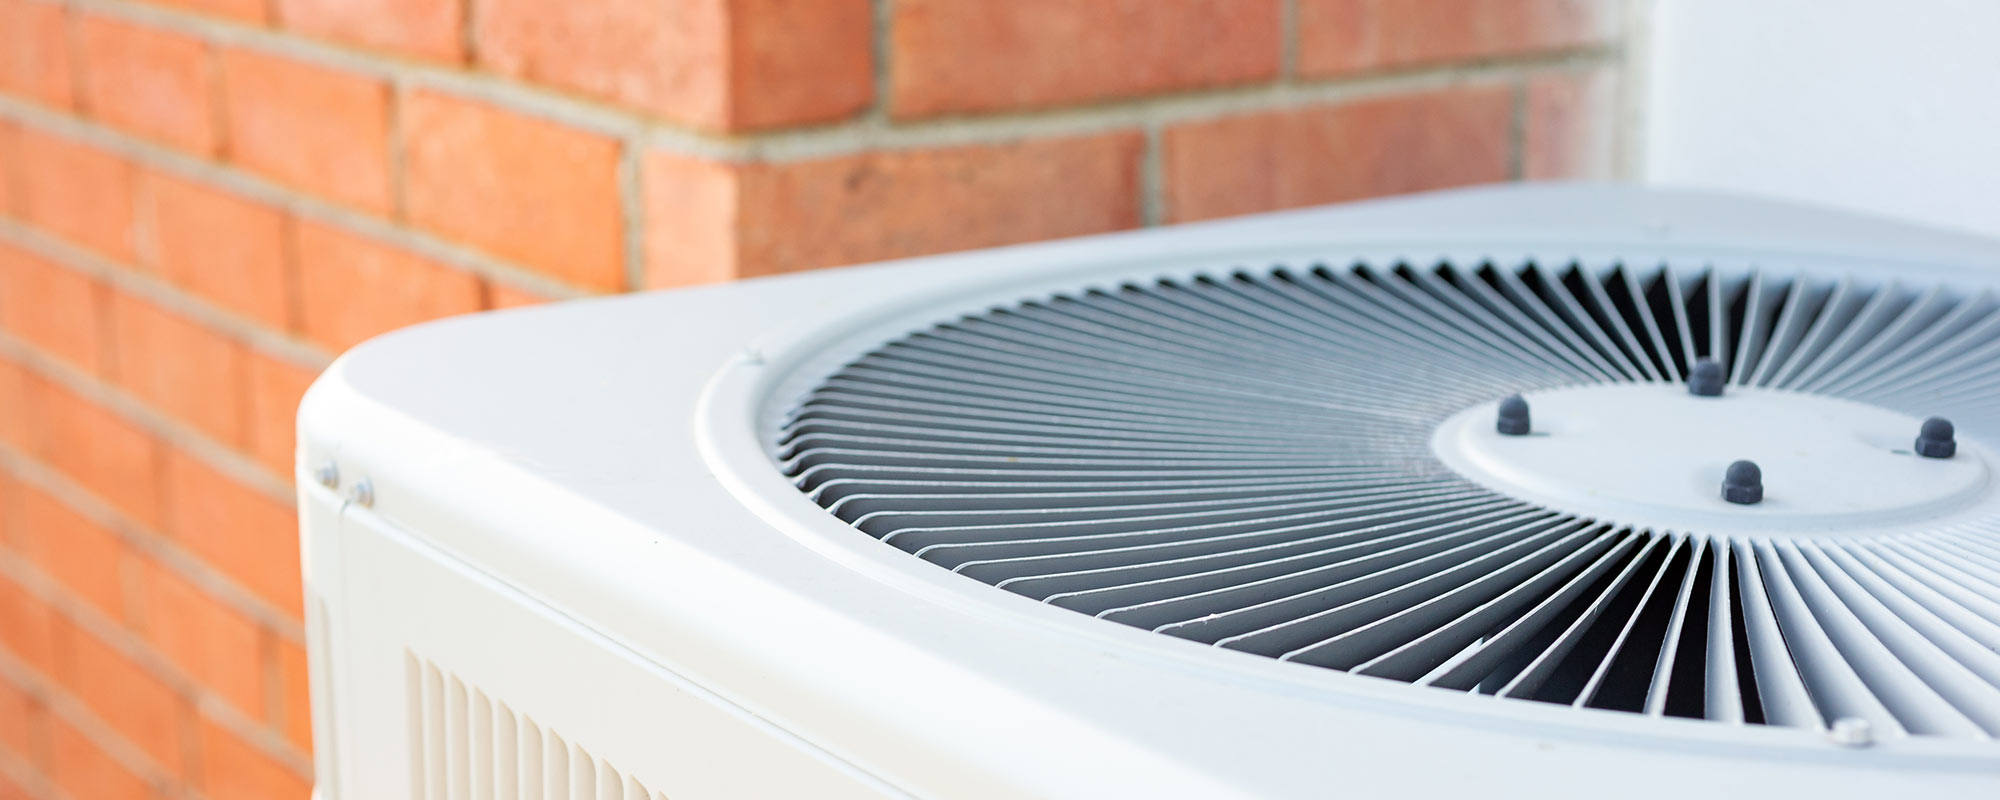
left=409, top=654, right=670, bottom=800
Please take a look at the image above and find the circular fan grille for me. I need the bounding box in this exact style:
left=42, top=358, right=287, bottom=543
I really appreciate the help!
left=776, top=261, right=2000, bottom=740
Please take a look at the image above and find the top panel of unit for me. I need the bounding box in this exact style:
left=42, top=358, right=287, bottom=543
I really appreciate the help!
left=308, top=186, right=2000, bottom=774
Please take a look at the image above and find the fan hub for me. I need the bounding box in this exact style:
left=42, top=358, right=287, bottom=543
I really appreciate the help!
left=1431, top=384, right=1992, bottom=536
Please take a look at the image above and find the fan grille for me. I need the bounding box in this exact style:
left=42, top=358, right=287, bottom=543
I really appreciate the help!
left=776, top=261, right=2000, bottom=740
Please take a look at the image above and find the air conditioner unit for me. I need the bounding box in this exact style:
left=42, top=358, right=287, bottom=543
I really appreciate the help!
left=298, top=184, right=2000, bottom=799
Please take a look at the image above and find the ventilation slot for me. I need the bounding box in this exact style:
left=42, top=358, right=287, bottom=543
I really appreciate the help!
left=408, top=654, right=666, bottom=800
left=777, top=261, right=2000, bottom=741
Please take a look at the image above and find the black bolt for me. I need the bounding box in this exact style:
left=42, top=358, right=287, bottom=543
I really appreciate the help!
left=1723, top=460, right=1763, bottom=505
left=1496, top=394, right=1530, bottom=436
left=1688, top=358, right=1725, bottom=397
left=1916, top=417, right=1956, bottom=459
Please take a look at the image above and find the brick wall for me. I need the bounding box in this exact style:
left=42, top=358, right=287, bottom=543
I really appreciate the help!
left=0, top=0, right=1623, bottom=796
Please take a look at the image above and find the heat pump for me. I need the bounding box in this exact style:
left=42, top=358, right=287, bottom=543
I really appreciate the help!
left=298, top=184, right=2000, bottom=799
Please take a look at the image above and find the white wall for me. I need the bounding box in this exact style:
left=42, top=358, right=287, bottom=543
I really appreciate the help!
left=1640, top=0, right=2000, bottom=238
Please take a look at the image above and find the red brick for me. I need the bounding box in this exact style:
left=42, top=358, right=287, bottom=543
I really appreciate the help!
left=76, top=14, right=217, bottom=153
left=199, top=719, right=309, bottom=800
left=726, top=0, right=873, bottom=129
left=0, top=578, right=55, bottom=674
left=0, top=679, right=38, bottom=758
left=276, top=0, right=461, bottom=62
left=14, top=127, right=139, bottom=261
left=0, top=243, right=106, bottom=374
left=143, top=172, right=293, bottom=329
left=1525, top=69, right=1616, bottom=180
left=221, top=49, right=392, bottom=215
left=0, top=0, right=75, bottom=107
left=641, top=152, right=737, bottom=289
left=0, top=123, right=12, bottom=215
left=108, top=291, right=248, bottom=446
left=403, top=92, right=624, bottom=290
left=1164, top=87, right=1513, bottom=222
left=161, top=450, right=301, bottom=619
left=477, top=0, right=726, bottom=127
left=486, top=282, right=551, bottom=309
left=16, top=486, right=127, bottom=618
left=0, top=355, right=25, bottom=450
left=49, top=718, right=156, bottom=799
left=480, top=0, right=875, bottom=129
left=295, top=221, right=483, bottom=351
left=136, top=560, right=262, bottom=716
left=892, top=0, right=1278, bottom=118
left=673, top=133, right=1143, bottom=279
left=55, top=620, right=185, bottom=776
left=275, top=639, right=309, bottom=751
left=25, top=376, right=164, bottom=529
left=1297, top=0, right=1605, bottom=78
left=0, top=470, right=15, bottom=548
left=244, top=352, right=318, bottom=478
left=142, top=0, right=268, bottom=24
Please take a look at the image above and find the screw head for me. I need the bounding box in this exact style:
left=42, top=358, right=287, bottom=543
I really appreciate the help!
left=347, top=479, right=374, bottom=509
left=1723, top=459, right=1763, bottom=505
left=1828, top=717, right=1874, bottom=747
left=1688, top=358, right=1725, bottom=397
left=1916, top=416, right=1956, bottom=459
left=1496, top=394, right=1530, bottom=436
left=313, top=461, right=339, bottom=490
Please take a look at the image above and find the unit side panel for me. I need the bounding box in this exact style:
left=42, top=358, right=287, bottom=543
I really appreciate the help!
left=322, top=507, right=898, bottom=799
